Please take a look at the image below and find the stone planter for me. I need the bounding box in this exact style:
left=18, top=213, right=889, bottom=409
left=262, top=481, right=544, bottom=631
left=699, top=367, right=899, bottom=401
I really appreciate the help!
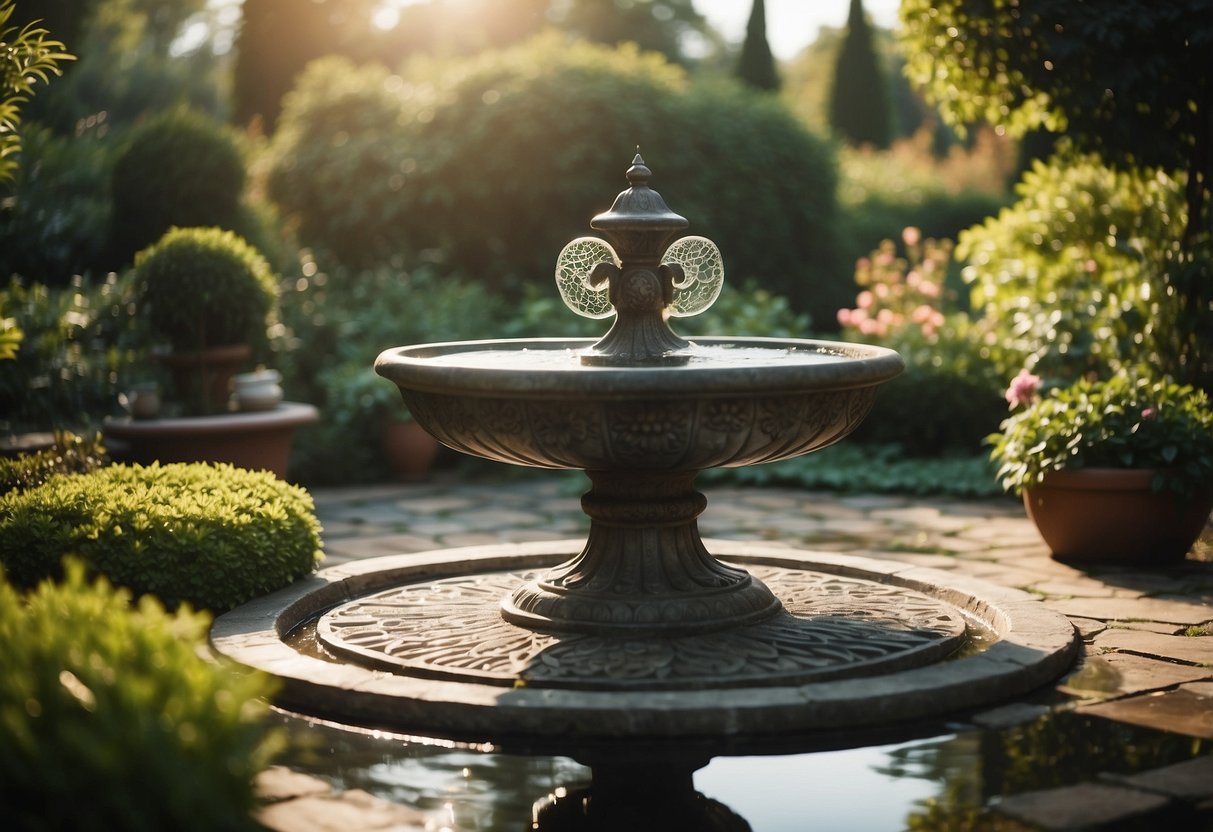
left=1024, top=468, right=1213, bottom=564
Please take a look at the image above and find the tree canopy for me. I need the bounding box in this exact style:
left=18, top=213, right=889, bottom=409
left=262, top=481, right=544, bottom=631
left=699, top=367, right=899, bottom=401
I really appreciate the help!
left=900, top=0, right=1212, bottom=240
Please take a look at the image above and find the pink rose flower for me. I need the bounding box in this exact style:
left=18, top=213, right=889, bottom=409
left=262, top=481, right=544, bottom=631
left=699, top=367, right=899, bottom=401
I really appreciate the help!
left=1005, top=369, right=1042, bottom=409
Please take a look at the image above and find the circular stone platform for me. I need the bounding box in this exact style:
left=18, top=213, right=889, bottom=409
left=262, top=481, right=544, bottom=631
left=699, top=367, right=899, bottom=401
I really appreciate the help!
left=211, top=540, right=1078, bottom=742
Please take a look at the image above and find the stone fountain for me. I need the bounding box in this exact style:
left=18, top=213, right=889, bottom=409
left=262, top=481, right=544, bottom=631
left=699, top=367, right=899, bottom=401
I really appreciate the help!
left=213, top=157, right=1076, bottom=748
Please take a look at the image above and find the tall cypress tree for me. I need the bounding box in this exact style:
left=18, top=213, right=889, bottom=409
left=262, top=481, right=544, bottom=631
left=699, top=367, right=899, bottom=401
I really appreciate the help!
left=736, top=0, right=779, bottom=92
left=828, top=0, right=891, bottom=148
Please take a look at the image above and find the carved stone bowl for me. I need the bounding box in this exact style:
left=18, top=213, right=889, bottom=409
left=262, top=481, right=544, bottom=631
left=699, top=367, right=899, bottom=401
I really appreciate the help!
left=375, top=336, right=904, bottom=472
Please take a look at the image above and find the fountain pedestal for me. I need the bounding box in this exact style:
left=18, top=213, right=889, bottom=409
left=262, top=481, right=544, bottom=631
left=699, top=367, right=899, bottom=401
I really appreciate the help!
left=503, top=470, right=781, bottom=635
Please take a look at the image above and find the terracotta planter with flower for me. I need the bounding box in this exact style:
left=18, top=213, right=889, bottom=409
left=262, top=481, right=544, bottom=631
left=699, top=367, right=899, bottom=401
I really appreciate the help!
left=989, top=372, right=1213, bottom=564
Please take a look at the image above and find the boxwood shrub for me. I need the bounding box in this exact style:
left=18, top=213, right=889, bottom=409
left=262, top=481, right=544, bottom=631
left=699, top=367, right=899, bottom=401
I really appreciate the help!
left=109, top=109, right=247, bottom=266
left=0, top=462, right=323, bottom=611
left=0, top=561, right=279, bottom=831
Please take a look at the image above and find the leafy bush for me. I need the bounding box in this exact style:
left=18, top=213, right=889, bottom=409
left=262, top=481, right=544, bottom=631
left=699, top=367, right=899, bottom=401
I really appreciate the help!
left=267, top=36, right=845, bottom=323
left=988, top=373, right=1213, bottom=499
left=958, top=154, right=1189, bottom=383
left=0, top=273, right=142, bottom=433
left=835, top=132, right=1014, bottom=283
left=278, top=260, right=505, bottom=484
left=0, top=461, right=323, bottom=611
left=0, top=122, right=113, bottom=283
left=0, top=431, right=108, bottom=496
left=110, top=110, right=247, bottom=266
left=132, top=226, right=277, bottom=353
left=0, top=561, right=279, bottom=831
left=836, top=230, right=1005, bottom=454
left=0, top=0, right=73, bottom=184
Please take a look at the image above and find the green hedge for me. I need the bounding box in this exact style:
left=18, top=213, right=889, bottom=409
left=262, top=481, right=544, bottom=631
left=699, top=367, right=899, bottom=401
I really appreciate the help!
left=268, top=35, right=846, bottom=323
left=0, top=561, right=278, bottom=831
left=0, top=462, right=323, bottom=611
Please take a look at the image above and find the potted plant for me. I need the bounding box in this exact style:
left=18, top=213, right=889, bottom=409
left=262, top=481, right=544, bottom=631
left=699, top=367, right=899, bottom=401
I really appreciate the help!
left=320, top=360, right=439, bottom=482
left=989, top=371, right=1213, bottom=563
left=130, top=226, right=277, bottom=414
left=107, top=227, right=317, bottom=477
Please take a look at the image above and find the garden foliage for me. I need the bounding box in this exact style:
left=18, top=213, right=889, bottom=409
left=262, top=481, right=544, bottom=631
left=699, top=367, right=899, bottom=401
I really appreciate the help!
left=958, top=155, right=1190, bottom=383
left=735, top=0, right=779, bottom=92
left=0, top=461, right=323, bottom=611
left=278, top=261, right=504, bottom=483
left=110, top=110, right=248, bottom=266
left=0, top=561, right=278, bottom=831
left=0, top=0, right=73, bottom=184
left=0, top=273, right=140, bottom=433
left=837, top=229, right=1005, bottom=455
left=829, top=0, right=891, bottom=149
left=0, top=122, right=112, bottom=283
left=267, top=35, right=846, bottom=323
left=132, top=226, right=277, bottom=353
left=0, top=431, right=107, bottom=495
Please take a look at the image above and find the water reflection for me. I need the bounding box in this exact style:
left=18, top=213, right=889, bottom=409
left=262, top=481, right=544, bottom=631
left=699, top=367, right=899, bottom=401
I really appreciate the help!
left=271, top=710, right=1206, bottom=831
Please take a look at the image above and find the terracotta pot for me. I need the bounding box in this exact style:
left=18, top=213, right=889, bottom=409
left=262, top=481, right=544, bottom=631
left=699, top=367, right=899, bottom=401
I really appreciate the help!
left=158, top=344, right=251, bottom=414
left=382, top=420, right=440, bottom=482
left=103, top=402, right=319, bottom=478
left=1024, top=468, right=1213, bottom=564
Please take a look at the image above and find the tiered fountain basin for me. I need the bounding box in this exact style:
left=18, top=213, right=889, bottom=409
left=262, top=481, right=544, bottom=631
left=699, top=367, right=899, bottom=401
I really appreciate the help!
left=212, top=155, right=1077, bottom=746
left=212, top=335, right=1078, bottom=743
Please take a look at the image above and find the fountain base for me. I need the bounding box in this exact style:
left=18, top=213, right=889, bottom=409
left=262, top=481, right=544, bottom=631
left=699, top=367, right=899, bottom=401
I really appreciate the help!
left=212, top=541, right=1078, bottom=742
left=502, top=470, right=783, bottom=636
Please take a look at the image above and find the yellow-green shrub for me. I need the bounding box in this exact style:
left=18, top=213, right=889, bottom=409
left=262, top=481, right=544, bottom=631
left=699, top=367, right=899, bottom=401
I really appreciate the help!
left=0, top=562, right=280, bottom=831
left=0, top=462, right=323, bottom=611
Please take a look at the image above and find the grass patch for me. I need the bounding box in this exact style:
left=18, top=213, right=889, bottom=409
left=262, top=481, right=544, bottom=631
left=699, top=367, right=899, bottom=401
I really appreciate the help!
left=703, top=443, right=1004, bottom=498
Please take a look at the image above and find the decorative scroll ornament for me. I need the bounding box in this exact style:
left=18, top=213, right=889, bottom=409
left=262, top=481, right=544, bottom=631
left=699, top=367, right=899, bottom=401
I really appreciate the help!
left=665, top=235, right=724, bottom=317
left=555, top=237, right=618, bottom=319
left=555, top=234, right=725, bottom=321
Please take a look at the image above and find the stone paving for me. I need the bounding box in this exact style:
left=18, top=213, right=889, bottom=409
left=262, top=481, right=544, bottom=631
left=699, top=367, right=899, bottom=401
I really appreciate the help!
left=258, top=470, right=1213, bottom=831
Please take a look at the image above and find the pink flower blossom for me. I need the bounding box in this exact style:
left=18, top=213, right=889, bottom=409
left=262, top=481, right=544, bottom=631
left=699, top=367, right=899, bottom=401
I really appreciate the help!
left=836, top=308, right=853, bottom=327
left=902, top=226, right=922, bottom=246
left=1141, top=407, right=1156, bottom=420
left=856, top=290, right=874, bottom=309
left=1005, top=369, right=1042, bottom=409
left=911, top=304, right=933, bottom=324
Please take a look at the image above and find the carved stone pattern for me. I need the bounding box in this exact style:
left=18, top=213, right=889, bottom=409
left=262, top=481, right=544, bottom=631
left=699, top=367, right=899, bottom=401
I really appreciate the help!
left=401, top=388, right=880, bottom=471
left=317, top=566, right=969, bottom=691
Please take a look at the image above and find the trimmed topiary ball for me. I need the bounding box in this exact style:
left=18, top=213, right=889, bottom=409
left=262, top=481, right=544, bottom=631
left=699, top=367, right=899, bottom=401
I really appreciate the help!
left=0, top=461, right=323, bottom=612
left=132, top=226, right=277, bottom=353
left=0, top=561, right=279, bottom=830
left=110, top=109, right=247, bottom=265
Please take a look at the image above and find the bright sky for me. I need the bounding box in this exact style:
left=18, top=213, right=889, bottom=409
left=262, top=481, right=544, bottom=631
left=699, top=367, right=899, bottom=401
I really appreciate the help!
left=696, top=0, right=902, bottom=59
